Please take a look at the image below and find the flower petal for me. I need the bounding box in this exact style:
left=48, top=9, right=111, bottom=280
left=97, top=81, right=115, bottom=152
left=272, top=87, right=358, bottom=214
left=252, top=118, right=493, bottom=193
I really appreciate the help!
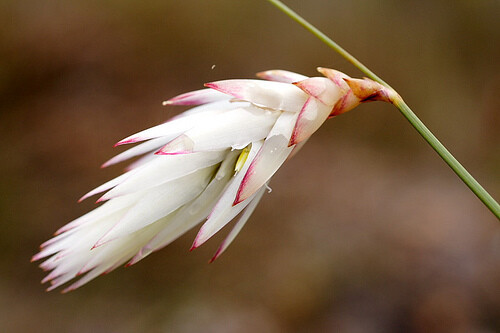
left=210, top=184, right=267, bottom=262
left=158, top=106, right=280, bottom=154
left=317, top=67, right=360, bottom=116
left=163, top=88, right=230, bottom=105
left=256, top=69, right=307, bottom=83
left=78, top=171, right=136, bottom=202
left=317, top=67, right=350, bottom=89
left=93, top=165, right=216, bottom=246
left=55, top=192, right=139, bottom=235
left=115, top=100, right=245, bottom=146
left=124, top=153, right=157, bottom=171
left=205, top=79, right=308, bottom=113
left=293, top=77, right=342, bottom=106
left=129, top=150, right=241, bottom=265
left=191, top=141, right=263, bottom=248
left=289, top=96, right=332, bottom=146
left=99, top=150, right=227, bottom=200
left=57, top=222, right=164, bottom=292
left=233, top=111, right=298, bottom=204
left=101, top=137, right=170, bottom=168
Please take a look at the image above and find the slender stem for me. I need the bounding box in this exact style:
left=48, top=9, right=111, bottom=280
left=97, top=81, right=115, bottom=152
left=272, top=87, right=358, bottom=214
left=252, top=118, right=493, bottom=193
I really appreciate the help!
left=265, top=0, right=387, bottom=86
left=394, top=100, right=500, bottom=219
left=266, top=0, right=500, bottom=219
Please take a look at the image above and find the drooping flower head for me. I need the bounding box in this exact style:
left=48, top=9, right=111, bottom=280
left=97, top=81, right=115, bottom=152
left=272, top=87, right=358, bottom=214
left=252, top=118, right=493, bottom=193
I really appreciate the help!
left=32, top=68, right=393, bottom=292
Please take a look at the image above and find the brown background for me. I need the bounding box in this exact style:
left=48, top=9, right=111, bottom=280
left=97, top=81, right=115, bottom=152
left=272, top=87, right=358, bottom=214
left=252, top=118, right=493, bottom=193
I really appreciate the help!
left=1, top=0, right=499, bottom=332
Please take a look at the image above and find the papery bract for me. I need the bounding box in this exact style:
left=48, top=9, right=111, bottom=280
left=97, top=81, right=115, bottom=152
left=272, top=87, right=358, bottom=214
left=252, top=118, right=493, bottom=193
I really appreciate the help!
left=32, top=68, right=391, bottom=292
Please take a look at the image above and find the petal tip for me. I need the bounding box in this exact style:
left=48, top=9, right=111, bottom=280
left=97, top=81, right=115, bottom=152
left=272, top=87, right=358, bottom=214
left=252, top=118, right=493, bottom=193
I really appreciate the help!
left=77, top=195, right=88, bottom=203
left=209, top=247, right=224, bottom=263
left=115, top=138, right=139, bottom=147
left=191, top=230, right=207, bottom=250
left=232, top=196, right=244, bottom=206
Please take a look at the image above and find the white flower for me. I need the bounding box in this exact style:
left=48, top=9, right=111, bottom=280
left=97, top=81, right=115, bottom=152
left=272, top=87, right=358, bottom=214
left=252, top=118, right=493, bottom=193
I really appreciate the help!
left=32, top=68, right=390, bottom=292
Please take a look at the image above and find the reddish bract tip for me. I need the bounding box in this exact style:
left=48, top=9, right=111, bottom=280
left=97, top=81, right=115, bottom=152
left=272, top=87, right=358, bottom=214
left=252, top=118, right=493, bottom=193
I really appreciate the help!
left=54, top=224, right=73, bottom=236
left=100, top=160, right=113, bottom=169
left=255, top=71, right=271, bottom=80
left=204, top=81, right=243, bottom=100
left=61, top=287, right=74, bottom=294
left=191, top=230, right=207, bottom=250
left=232, top=196, right=244, bottom=206
left=317, top=67, right=350, bottom=87
left=164, top=88, right=225, bottom=105
left=209, top=247, right=224, bottom=263
left=233, top=179, right=249, bottom=206
left=293, top=80, right=321, bottom=96
left=114, top=138, right=139, bottom=147
left=76, top=266, right=88, bottom=276
left=77, top=193, right=90, bottom=203
left=342, top=77, right=396, bottom=103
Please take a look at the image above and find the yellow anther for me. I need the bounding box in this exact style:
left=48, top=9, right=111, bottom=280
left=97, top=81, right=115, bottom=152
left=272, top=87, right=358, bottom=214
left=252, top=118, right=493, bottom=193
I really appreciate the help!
left=234, top=145, right=251, bottom=172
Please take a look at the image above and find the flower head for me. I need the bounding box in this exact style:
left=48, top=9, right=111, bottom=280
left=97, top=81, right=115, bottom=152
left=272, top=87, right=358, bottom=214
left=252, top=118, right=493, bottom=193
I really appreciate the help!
left=32, top=68, right=391, bottom=292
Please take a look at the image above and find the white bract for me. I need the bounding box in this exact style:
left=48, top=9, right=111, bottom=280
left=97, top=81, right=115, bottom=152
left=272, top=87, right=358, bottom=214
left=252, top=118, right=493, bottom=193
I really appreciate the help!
left=33, top=68, right=390, bottom=292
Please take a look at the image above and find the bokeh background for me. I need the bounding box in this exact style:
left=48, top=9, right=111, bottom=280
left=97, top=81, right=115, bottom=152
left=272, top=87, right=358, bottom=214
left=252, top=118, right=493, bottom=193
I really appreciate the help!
left=1, top=0, right=499, bottom=332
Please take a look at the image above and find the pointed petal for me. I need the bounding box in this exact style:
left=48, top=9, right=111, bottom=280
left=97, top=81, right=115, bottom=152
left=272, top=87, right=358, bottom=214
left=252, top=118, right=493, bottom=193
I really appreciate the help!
left=293, top=77, right=342, bottom=106
left=287, top=137, right=309, bottom=161
left=56, top=212, right=168, bottom=291
left=94, top=165, right=216, bottom=245
left=210, top=185, right=267, bottom=262
left=317, top=67, right=362, bottom=116
left=79, top=171, right=135, bottom=202
left=163, top=88, right=230, bottom=105
left=233, top=111, right=298, bottom=204
left=234, top=135, right=293, bottom=205
left=256, top=70, right=307, bottom=83
left=156, top=134, right=195, bottom=155
left=132, top=150, right=241, bottom=264
left=102, top=137, right=170, bottom=168
left=342, top=77, right=395, bottom=103
left=99, top=150, right=227, bottom=200
left=205, top=79, right=308, bottom=113
left=59, top=265, right=109, bottom=293
left=115, top=100, right=242, bottom=145
left=59, top=193, right=139, bottom=235
left=289, top=96, right=332, bottom=146
left=49, top=207, right=128, bottom=258
left=124, top=153, right=157, bottom=171
left=317, top=67, right=351, bottom=88
left=158, top=106, right=280, bottom=154
left=191, top=141, right=264, bottom=248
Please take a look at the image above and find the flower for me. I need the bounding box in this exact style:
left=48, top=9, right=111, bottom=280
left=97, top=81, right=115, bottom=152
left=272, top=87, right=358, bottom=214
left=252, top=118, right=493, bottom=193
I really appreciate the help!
left=32, top=67, right=392, bottom=292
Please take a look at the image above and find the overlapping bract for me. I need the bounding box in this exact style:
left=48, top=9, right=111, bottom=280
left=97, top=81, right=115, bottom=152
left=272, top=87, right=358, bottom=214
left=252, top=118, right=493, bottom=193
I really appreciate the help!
left=33, top=68, right=389, bottom=292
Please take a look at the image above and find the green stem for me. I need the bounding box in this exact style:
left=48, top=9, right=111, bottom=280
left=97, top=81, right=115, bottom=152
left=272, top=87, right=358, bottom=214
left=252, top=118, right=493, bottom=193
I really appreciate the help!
left=394, top=99, right=500, bottom=219
left=266, top=0, right=500, bottom=219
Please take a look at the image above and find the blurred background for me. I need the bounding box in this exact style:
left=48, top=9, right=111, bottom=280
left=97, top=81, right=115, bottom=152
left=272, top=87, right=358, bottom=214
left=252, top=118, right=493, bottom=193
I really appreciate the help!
left=1, top=0, right=499, bottom=332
